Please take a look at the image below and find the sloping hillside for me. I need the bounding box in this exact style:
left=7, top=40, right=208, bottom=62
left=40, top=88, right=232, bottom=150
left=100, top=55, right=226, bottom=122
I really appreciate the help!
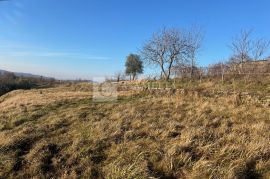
left=0, top=69, right=47, bottom=78
left=0, top=83, right=269, bottom=178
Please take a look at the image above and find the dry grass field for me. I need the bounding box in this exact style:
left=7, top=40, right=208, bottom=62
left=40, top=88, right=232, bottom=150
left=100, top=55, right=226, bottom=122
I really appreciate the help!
left=0, top=80, right=269, bottom=179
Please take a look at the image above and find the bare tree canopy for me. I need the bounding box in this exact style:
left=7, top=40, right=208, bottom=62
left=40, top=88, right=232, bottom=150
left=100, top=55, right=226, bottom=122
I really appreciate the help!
left=141, top=27, right=203, bottom=80
left=230, top=29, right=270, bottom=64
left=252, top=38, right=270, bottom=61
left=186, top=27, right=204, bottom=77
left=230, top=29, right=253, bottom=64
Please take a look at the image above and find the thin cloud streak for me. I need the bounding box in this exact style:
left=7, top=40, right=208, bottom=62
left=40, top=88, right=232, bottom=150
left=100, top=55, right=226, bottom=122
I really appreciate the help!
left=1, top=51, right=110, bottom=60
left=0, top=49, right=110, bottom=60
left=0, top=0, right=24, bottom=25
left=0, top=42, right=110, bottom=60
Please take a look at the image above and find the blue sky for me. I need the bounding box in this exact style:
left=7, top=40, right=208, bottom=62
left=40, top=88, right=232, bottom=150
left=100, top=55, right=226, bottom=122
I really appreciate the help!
left=0, top=0, right=269, bottom=79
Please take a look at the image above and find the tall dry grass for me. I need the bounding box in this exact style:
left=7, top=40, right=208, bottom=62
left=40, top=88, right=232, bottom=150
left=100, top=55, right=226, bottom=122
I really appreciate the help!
left=0, top=82, right=269, bottom=178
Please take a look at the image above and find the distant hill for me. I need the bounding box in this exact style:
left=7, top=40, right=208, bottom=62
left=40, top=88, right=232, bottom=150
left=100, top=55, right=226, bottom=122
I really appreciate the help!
left=0, top=69, right=95, bottom=83
left=0, top=69, right=9, bottom=75
left=0, top=69, right=59, bottom=96
left=0, top=69, right=51, bottom=79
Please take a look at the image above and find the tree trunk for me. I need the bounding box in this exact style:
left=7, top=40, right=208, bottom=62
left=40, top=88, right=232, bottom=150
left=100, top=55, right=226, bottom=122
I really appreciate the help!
left=190, top=56, right=195, bottom=79
left=166, top=71, right=171, bottom=81
left=165, top=60, right=174, bottom=81
left=132, top=73, right=136, bottom=81
left=161, top=66, right=168, bottom=81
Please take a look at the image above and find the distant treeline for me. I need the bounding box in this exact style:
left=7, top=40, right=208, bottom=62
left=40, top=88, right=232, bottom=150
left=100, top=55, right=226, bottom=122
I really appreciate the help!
left=0, top=73, right=56, bottom=96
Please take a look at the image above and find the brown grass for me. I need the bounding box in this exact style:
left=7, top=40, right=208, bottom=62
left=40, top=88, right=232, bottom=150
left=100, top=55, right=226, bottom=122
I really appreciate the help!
left=0, top=82, right=269, bottom=178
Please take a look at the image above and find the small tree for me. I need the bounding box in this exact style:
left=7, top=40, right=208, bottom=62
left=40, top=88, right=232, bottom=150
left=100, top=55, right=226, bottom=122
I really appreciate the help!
left=186, top=28, right=203, bottom=78
left=125, top=54, right=143, bottom=80
left=114, top=71, right=125, bottom=82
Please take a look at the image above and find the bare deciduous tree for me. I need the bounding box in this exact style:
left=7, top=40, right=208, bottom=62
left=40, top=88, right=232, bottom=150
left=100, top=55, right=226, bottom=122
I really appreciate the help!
left=114, top=71, right=125, bottom=82
left=252, top=38, right=270, bottom=61
left=141, top=28, right=182, bottom=80
left=186, top=28, right=204, bottom=78
left=230, top=29, right=253, bottom=66
left=230, top=29, right=270, bottom=72
left=141, top=27, right=201, bottom=81
left=230, top=30, right=270, bottom=74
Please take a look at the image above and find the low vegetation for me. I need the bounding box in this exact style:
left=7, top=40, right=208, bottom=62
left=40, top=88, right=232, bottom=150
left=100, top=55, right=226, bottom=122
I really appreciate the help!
left=0, top=79, right=269, bottom=178
left=0, top=73, right=57, bottom=96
